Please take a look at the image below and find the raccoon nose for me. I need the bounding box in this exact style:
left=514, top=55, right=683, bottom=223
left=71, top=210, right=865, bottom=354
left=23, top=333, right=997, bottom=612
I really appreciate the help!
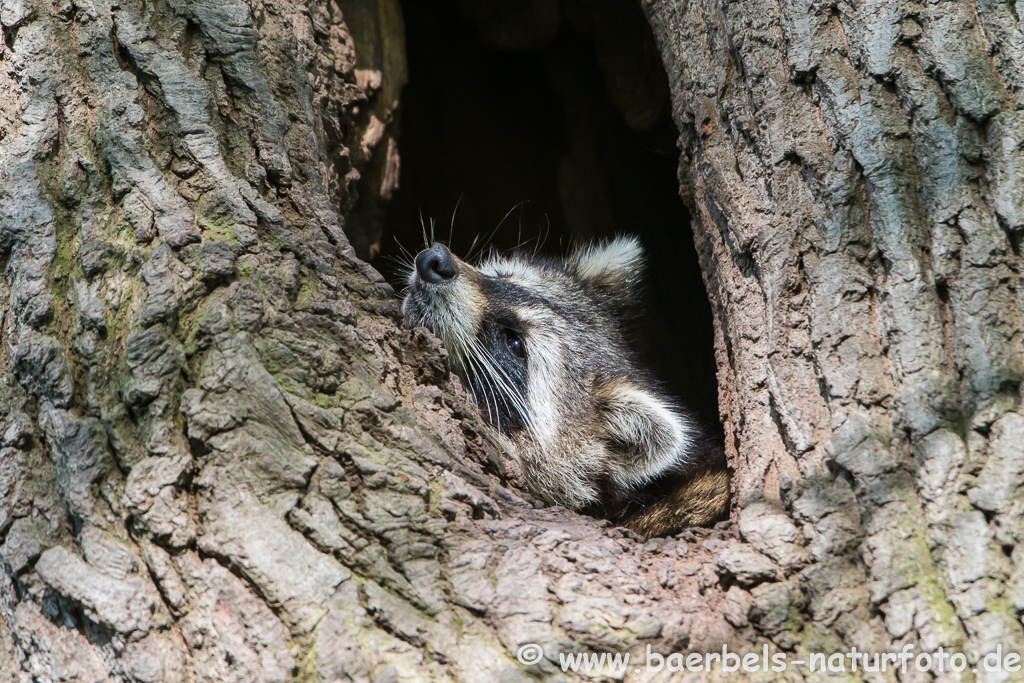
left=415, top=244, right=458, bottom=284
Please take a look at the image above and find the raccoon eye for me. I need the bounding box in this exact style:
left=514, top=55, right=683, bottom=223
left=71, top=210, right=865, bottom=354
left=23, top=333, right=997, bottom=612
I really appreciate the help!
left=506, top=331, right=526, bottom=359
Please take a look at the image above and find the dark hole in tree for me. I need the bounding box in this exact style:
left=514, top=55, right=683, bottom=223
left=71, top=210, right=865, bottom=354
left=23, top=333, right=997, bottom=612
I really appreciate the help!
left=363, top=0, right=721, bottom=435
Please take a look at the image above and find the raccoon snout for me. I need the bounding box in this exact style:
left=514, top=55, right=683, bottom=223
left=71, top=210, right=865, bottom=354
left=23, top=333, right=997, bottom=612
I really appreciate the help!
left=414, top=244, right=458, bottom=284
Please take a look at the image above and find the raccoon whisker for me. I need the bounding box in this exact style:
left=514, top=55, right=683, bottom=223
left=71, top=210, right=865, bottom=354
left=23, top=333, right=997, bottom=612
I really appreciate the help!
left=466, top=201, right=528, bottom=262
left=459, top=360, right=490, bottom=424
left=467, top=354, right=512, bottom=433
left=466, top=337, right=534, bottom=436
left=481, top=362, right=519, bottom=429
left=505, top=230, right=541, bottom=255
left=461, top=352, right=501, bottom=429
left=456, top=340, right=502, bottom=414
left=388, top=266, right=415, bottom=286
left=460, top=354, right=490, bottom=418
left=516, top=212, right=523, bottom=251
left=382, top=254, right=414, bottom=274
left=419, top=208, right=430, bottom=250
left=480, top=368, right=505, bottom=432
left=392, top=236, right=417, bottom=265
left=466, top=232, right=482, bottom=264
left=449, top=192, right=464, bottom=246
left=534, top=214, right=551, bottom=258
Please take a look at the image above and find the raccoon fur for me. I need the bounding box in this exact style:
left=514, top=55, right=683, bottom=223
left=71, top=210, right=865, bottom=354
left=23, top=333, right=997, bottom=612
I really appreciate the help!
left=402, top=235, right=730, bottom=537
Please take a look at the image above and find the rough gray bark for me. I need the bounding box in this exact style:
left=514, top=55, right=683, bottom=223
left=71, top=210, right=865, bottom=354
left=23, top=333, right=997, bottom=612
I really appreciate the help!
left=1, top=0, right=1022, bottom=681
left=642, top=0, right=1024, bottom=677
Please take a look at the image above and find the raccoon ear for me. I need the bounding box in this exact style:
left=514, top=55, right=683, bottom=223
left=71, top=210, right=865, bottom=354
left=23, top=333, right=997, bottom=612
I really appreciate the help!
left=569, top=236, right=644, bottom=301
left=598, top=382, right=689, bottom=485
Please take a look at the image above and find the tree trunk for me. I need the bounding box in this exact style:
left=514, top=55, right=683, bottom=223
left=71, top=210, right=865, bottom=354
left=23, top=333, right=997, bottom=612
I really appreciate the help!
left=642, top=0, right=1024, bottom=676
left=1, top=0, right=1022, bottom=682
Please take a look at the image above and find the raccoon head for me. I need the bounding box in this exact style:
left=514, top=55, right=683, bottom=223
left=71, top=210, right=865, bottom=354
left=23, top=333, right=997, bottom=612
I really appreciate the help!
left=402, top=236, right=698, bottom=511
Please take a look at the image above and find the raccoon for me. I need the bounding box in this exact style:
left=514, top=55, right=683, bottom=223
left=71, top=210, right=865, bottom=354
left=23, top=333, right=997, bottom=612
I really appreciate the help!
left=402, top=235, right=730, bottom=537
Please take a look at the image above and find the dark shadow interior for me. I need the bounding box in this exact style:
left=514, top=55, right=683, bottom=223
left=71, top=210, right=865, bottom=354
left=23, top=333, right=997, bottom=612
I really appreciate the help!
left=363, top=0, right=721, bottom=433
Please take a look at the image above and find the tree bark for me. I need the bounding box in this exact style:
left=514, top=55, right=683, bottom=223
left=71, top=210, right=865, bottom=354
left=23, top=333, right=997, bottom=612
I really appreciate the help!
left=642, top=0, right=1024, bottom=676
left=1, top=0, right=1022, bottom=681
